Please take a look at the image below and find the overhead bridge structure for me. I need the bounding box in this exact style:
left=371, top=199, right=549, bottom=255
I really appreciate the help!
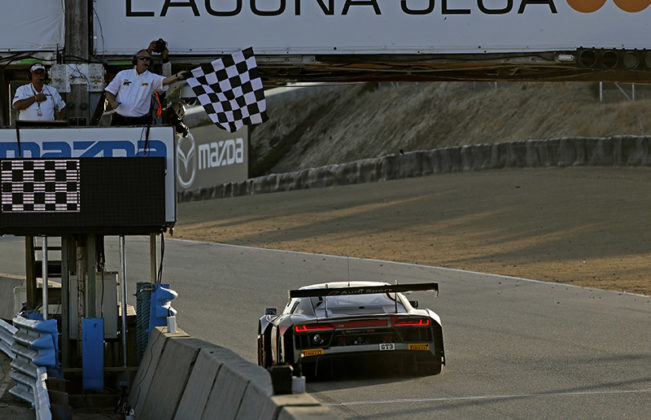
left=151, top=49, right=651, bottom=84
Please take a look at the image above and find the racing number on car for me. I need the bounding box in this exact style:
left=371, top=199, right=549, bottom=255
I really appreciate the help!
left=379, top=343, right=396, bottom=351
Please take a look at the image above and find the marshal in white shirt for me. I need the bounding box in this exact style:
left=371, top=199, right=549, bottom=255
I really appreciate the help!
left=12, top=83, right=66, bottom=121
left=105, top=68, right=168, bottom=118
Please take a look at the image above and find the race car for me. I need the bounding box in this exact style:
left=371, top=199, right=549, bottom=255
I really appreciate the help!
left=257, top=281, right=445, bottom=376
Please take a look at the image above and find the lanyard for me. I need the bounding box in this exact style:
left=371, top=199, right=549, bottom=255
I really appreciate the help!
left=30, top=85, right=42, bottom=110
left=30, top=84, right=44, bottom=116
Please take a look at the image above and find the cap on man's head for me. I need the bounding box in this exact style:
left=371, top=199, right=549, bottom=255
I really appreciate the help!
left=30, top=63, right=45, bottom=73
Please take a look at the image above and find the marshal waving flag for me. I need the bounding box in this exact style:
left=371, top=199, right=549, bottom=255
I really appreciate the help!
left=187, top=48, right=268, bottom=133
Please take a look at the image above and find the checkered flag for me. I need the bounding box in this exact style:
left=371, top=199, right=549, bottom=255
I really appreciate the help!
left=187, top=47, right=268, bottom=133
left=1, top=159, right=80, bottom=213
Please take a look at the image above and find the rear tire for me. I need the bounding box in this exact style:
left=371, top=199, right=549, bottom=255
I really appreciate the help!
left=298, top=361, right=316, bottom=379
left=419, top=358, right=442, bottom=375
left=257, top=336, right=265, bottom=367
left=257, top=325, right=271, bottom=368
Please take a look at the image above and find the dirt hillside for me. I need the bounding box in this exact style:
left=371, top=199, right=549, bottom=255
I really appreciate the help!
left=250, top=82, right=651, bottom=176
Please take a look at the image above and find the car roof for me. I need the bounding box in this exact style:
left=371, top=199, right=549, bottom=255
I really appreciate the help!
left=298, top=281, right=390, bottom=290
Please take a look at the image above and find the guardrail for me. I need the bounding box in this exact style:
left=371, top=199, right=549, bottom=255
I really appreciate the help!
left=10, top=314, right=56, bottom=420
left=178, top=136, right=651, bottom=201
left=129, top=327, right=337, bottom=420
left=34, top=366, right=51, bottom=420
left=0, top=318, right=17, bottom=359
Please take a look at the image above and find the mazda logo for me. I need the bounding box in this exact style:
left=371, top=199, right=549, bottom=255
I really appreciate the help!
left=176, top=132, right=196, bottom=190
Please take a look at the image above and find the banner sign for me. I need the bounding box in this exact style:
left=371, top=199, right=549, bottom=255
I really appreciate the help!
left=0, top=1, right=64, bottom=52
left=93, top=0, right=651, bottom=55
left=0, top=127, right=176, bottom=225
left=176, top=125, right=248, bottom=192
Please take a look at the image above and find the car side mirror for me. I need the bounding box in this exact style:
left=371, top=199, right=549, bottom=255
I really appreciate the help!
left=409, top=300, right=419, bottom=308
left=265, top=307, right=277, bottom=315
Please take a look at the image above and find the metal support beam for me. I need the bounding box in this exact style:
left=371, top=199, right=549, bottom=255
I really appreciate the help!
left=60, top=236, right=72, bottom=368
left=76, top=238, right=87, bottom=338
left=119, top=236, right=128, bottom=368
left=65, top=0, right=90, bottom=126
left=25, top=237, right=36, bottom=310
left=150, top=234, right=157, bottom=284
left=41, top=237, right=48, bottom=320
left=86, top=235, right=96, bottom=319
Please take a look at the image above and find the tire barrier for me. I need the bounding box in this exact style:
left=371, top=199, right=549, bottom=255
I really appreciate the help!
left=177, top=136, right=651, bottom=202
left=128, top=327, right=337, bottom=420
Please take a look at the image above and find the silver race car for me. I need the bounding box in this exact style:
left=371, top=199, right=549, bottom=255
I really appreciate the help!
left=257, top=281, right=445, bottom=376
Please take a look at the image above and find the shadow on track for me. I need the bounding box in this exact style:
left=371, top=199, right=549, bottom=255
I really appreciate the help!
left=304, top=354, right=440, bottom=390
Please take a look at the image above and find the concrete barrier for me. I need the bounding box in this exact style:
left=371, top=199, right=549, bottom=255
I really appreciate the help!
left=140, top=337, right=207, bottom=420
left=130, top=327, right=337, bottom=420
left=0, top=275, right=25, bottom=320
left=177, top=136, right=651, bottom=202
left=199, top=347, right=273, bottom=420
left=173, top=349, right=223, bottom=420
left=128, top=328, right=185, bottom=415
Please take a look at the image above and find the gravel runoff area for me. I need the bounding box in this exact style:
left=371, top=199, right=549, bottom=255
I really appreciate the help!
left=174, top=167, right=651, bottom=297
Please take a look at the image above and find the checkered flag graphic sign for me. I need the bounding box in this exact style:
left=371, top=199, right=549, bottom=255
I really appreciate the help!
left=187, top=47, right=268, bottom=133
left=1, top=159, right=81, bottom=213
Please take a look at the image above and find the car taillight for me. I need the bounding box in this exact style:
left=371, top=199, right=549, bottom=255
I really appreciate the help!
left=394, top=318, right=430, bottom=326
left=295, top=323, right=334, bottom=332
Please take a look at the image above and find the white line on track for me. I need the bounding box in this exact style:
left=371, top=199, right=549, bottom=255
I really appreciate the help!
left=321, top=389, right=651, bottom=407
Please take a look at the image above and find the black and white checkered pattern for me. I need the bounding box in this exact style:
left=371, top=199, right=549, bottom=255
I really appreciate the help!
left=1, top=160, right=81, bottom=213
left=187, top=47, right=268, bottom=133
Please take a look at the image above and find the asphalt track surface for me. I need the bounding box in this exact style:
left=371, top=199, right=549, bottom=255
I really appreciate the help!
left=1, top=235, right=649, bottom=419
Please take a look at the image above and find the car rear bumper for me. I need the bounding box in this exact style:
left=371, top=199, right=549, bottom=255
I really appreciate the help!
left=296, top=348, right=441, bottom=376
left=296, top=341, right=437, bottom=361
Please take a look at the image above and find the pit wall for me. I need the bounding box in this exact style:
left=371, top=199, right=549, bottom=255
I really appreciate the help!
left=178, top=136, right=651, bottom=202
left=128, top=327, right=337, bottom=420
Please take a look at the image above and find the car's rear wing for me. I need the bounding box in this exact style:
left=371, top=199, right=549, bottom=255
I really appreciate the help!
left=289, top=282, right=438, bottom=299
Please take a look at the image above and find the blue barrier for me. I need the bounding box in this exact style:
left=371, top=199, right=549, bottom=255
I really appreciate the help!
left=82, top=318, right=104, bottom=391
left=12, top=314, right=59, bottom=367
left=148, top=284, right=177, bottom=335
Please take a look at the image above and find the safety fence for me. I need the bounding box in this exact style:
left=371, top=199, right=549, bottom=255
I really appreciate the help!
left=129, top=327, right=337, bottom=420
left=178, top=136, right=651, bottom=202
